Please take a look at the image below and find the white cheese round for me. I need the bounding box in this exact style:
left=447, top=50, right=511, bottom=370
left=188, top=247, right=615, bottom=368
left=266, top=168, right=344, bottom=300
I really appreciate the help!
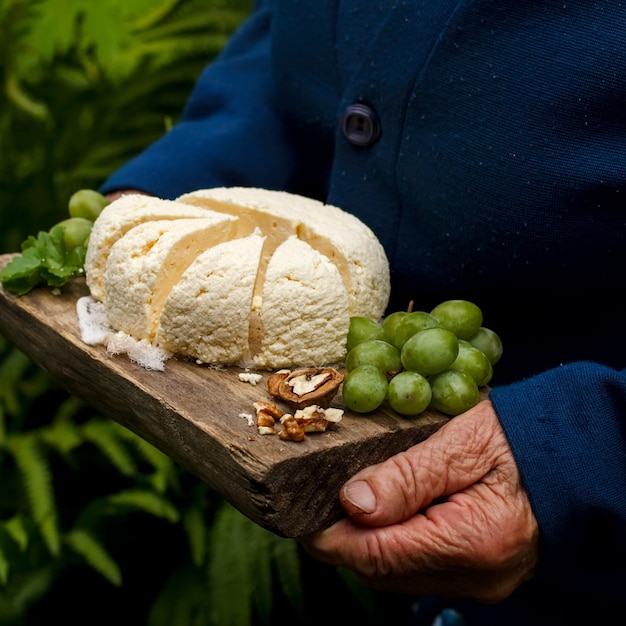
left=86, top=188, right=391, bottom=370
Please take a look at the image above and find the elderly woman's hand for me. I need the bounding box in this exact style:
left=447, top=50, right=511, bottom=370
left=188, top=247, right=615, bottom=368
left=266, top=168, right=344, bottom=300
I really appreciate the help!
left=300, top=400, right=539, bottom=603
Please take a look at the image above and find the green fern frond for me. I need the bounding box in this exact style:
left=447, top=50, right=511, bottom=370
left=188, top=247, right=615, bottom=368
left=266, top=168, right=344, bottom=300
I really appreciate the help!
left=40, top=396, right=84, bottom=454
left=207, top=503, right=255, bottom=626
left=64, top=528, right=122, bottom=586
left=147, top=564, right=211, bottom=626
left=182, top=505, right=207, bottom=567
left=207, top=503, right=295, bottom=626
left=0, top=565, right=56, bottom=620
left=271, top=538, right=305, bottom=618
left=130, top=0, right=182, bottom=31
left=247, top=520, right=273, bottom=625
left=0, top=404, right=5, bottom=447
left=7, top=433, right=60, bottom=556
left=0, top=347, right=32, bottom=418
left=0, top=515, right=29, bottom=584
left=106, top=488, right=180, bottom=523
left=80, top=418, right=137, bottom=477
left=113, top=424, right=179, bottom=494
left=0, top=546, right=9, bottom=585
left=4, top=71, right=50, bottom=122
left=2, top=514, right=29, bottom=552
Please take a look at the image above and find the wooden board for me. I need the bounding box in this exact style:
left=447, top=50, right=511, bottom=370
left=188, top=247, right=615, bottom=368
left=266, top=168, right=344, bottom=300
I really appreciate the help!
left=0, top=253, right=453, bottom=538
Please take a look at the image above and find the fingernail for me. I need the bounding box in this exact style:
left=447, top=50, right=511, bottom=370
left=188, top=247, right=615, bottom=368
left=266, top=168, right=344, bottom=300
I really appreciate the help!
left=343, top=480, right=377, bottom=513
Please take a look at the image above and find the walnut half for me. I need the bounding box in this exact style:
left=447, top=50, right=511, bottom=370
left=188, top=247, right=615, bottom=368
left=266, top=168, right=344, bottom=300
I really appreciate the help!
left=267, top=367, right=344, bottom=411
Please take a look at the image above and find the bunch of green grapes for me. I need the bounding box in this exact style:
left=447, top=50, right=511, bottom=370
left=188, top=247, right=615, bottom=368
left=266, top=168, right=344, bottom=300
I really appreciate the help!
left=56, top=189, right=110, bottom=252
left=342, top=300, right=503, bottom=417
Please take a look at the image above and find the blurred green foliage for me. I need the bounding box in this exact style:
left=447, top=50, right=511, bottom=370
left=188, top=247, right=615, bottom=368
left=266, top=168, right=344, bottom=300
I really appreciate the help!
left=0, top=1, right=413, bottom=624
left=0, top=0, right=250, bottom=252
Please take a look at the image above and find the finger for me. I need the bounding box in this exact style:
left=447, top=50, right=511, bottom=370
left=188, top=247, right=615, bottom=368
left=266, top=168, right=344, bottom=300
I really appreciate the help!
left=302, top=484, right=538, bottom=601
left=339, top=400, right=505, bottom=526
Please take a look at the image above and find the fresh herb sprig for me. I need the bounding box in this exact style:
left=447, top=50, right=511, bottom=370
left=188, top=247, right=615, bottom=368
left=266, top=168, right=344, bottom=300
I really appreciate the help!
left=1, top=189, right=109, bottom=295
left=1, top=227, right=87, bottom=295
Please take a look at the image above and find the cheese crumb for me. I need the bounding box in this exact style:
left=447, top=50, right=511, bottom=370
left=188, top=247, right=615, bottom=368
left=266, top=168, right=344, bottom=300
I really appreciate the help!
left=239, top=412, right=255, bottom=427
left=238, top=372, right=263, bottom=385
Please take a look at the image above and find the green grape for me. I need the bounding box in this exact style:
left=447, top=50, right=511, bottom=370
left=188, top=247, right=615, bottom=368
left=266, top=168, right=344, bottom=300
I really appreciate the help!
left=342, top=365, right=389, bottom=413
left=392, top=310, right=440, bottom=349
left=400, top=327, right=459, bottom=376
left=468, top=326, right=503, bottom=365
left=380, top=310, right=408, bottom=346
left=346, top=316, right=388, bottom=352
left=53, top=217, right=93, bottom=252
left=387, top=370, right=432, bottom=416
left=450, top=340, right=493, bottom=387
left=68, top=189, right=110, bottom=221
left=345, top=339, right=402, bottom=375
left=430, top=299, right=483, bottom=340
left=429, top=369, right=479, bottom=416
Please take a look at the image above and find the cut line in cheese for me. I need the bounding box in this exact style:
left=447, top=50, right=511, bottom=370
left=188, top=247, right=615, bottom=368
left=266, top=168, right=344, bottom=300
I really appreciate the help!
left=176, top=187, right=390, bottom=319
left=85, top=194, right=235, bottom=302
left=103, top=217, right=238, bottom=341
left=156, top=231, right=265, bottom=365
left=253, top=236, right=350, bottom=369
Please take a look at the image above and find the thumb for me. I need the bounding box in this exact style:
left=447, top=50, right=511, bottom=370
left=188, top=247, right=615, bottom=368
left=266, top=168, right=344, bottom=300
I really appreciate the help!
left=339, top=400, right=502, bottom=526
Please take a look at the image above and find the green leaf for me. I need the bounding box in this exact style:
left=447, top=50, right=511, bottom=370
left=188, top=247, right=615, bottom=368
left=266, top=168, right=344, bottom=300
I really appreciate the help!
left=8, top=434, right=60, bottom=556
left=207, top=504, right=255, bottom=626
left=182, top=505, right=207, bottom=568
left=0, top=547, right=9, bottom=585
left=1, top=228, right=85, bottom=295
left=272, top=538, right=304, bottom=618
left=0, top=253, right=43, bottom=295
left=64, top=528, right=122, bottom=586
left=0, top=566, right=55, bottom=620
left=147, top=564, right=210, bottom=626
left=2, top=515, right=30, bottom=552
left=80, top=418, right=138, bottom=477
left=107, top=489, right=179, bottom=523
left=206, top=503, right=295, bottom=626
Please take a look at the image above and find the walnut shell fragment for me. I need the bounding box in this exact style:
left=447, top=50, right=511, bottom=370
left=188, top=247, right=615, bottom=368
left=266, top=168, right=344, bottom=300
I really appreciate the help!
left=267, top=367, right=344, bottom=411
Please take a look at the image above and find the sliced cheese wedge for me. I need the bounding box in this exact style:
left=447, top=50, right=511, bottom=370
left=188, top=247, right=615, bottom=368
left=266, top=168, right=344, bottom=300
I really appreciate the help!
left=156, top=231, right=265, bottom=365
left=253, top=236, right=350, bottom=369
left=176, top=187, right=390, bottom=321
left=103, top=217, right=237, bottom=341
left=85, top=194, right=229, bottom=302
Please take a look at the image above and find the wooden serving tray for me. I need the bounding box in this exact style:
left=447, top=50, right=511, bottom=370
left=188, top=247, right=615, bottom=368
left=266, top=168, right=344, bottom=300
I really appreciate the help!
left=0, top=253, right=452, bottom=537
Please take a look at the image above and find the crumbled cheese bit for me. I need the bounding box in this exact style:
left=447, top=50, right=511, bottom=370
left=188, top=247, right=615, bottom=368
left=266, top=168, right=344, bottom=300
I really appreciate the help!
left=239, top=412, right=255, bottom=427
left=238, top=372, right=263, bottom=385
left=322, top=407, right=344, bottom=423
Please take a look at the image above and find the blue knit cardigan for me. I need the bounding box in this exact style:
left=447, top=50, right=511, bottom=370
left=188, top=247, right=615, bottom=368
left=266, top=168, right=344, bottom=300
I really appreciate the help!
left=102, top=2, right=626, bottom=623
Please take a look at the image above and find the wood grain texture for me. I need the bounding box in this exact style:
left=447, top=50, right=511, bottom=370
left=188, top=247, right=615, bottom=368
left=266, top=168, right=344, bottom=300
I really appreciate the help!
left=0, top=253, right=452, bottom=537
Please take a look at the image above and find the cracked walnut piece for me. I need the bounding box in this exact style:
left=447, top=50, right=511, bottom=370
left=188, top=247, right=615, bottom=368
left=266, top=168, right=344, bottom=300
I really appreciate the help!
left=267, top=367, right=344, bottom=410
left=252, top=400, right=343, bottom=441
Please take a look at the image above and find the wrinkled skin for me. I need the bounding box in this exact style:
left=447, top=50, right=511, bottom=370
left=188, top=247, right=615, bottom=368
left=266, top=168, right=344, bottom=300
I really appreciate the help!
left=300, top=400, right=539, bottom=603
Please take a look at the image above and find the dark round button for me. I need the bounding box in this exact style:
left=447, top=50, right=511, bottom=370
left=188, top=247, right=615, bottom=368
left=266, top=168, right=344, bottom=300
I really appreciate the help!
left=341, top=103, right=381, bottom=147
